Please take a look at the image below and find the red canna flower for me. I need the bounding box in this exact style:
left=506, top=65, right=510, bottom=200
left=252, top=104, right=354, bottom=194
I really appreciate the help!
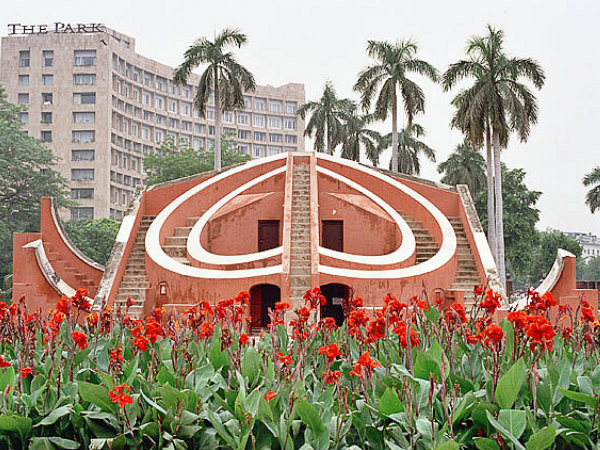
left=274, top=301, right=291, bottom=311
left=484, top=325, right=503, bottom=345
left=235, top=291, right=251, bottom=306
left=277, top=352, right=293, bottom=367
left=323, top=369, right=342, bottom=385
left=199, top=321, right=214, bottom=339
left=21, top=367, right=32, bottom=378
left=56, top=296, right=69, bottom=315
left=581, top=307, right=595, bottom=324
left=349, top=351, right=381, bottom=379
left=72, top=289, right=92, bottom=312
left=474, top=286, right=485, bottom=296
left=239, top=333, right=249, bottom=345
left=366, top=318, right=386, bottom=342
left=126, top=297, right=137, bottom=307
left=322, top=317, right=337, bottom=331
left=132, top=334, right=149, bottom=352
left=0, top=356, right=10, bottom=368
left=507, top=311, right=528, bottom=330
left=350, top=296, right=363, bottom=308
left=109, top=384, right=133, bottom=407
left=319, top=344, right=341, bottom=363
left=144, top=317, right=163, bottom=342
left=71, top=331, right=89, bottom=350
left=264, top=391, right=276, bottom=402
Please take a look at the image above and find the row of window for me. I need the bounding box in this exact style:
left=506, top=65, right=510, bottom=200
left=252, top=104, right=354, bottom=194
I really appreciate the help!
left=19, top=111, right=95, bottom=125
left=19, top=50, right=96, bottom=68
left=111, top=149, right=142, bottom=173
left=17, top=92, right=96, bottom=106
left=26, top=130, right=96, bottom=144
left=237, top=144, right=297, bottom=158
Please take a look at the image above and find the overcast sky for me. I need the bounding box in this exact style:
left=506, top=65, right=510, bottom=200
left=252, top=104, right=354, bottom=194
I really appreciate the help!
left=4, top=0, right=599, bottom=233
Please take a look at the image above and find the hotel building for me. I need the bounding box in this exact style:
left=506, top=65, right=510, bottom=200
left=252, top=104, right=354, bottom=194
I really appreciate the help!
left=0, top=24, right=305, bottom=220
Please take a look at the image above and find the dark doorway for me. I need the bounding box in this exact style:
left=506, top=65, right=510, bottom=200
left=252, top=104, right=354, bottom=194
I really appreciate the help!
left=258, top=220, right=280, bottom=251
left=320, top=283, right=349, bottom=326
left=322, top=220, right=343, bottom=251
left=250, top=284, right=281, bottom=331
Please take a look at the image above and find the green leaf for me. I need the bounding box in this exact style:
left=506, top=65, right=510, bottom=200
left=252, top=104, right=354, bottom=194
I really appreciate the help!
left=378, top=387, right=402, bottom=416
left=526, top=425, right=555, bottom=450
left=434, top=440, right=459, bottom=450
left=296, top=399, right=325, bottom=435
left=30, top=437, right=81, bottom=449
left=0, top=366, right=15, bottom=396
left=159, top=383, right=187, bottom=411
left=73, top=346, right=91, bottom=368
left=241, top=347, right=260, bottom=385
left=498, top=409, right=526, bottom=439
left=473, top=437, right=500, bottom=450
left=209, top=337, right=229, bottom=369
left=495, top=358, right=526, bottom=409
left=486, top=411, right=526, bottom=450
left=78, top=381, right=117, bottom=414
left=414, top=342, right=443, bottom=382
left=34, top=405, right=73, bottom=427
left=558, top=387, right=598, bottom=408
left=0, top=414, right=32, bottom=442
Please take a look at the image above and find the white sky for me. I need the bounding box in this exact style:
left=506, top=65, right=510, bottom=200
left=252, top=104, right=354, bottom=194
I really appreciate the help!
left=3, top=0, right=599, bottom=233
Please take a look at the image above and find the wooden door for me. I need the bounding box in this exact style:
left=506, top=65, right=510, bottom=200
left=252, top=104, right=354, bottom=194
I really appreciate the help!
left=258, top=220, right=280, bottom=251
left=322, top=220, right=343, bottom=251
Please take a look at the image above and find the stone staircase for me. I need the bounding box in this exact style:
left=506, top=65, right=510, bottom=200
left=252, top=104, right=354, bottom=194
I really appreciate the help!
left=289, top=164, right=312, bottom=306
left=114, top=215, right=153, bottom=317
left=448, top=217, right=481, bottom=310
left=397, top=211, right=440, bottom=264
left=44, top=242, right=98, bottom=296
left=161, top=213, right=208, bottom=266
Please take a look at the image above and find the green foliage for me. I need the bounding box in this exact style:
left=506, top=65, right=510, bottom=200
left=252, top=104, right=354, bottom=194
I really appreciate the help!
left=143, top=133, right=250, bottom=185
left=438, top=141, right=487, bottom=196
left=0, top=85, right=71, bottom=279
left=62, top=218, right=119, bottom=265
left=380, top=124, right=436, bottom=175
left=582, top=166, right=600, bottom=214
left=577, top=256, right=600, bottom=281
left=529, top=231, right=582, bottom=284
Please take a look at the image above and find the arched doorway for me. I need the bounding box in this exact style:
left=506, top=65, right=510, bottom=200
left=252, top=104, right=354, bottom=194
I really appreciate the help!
left=249, top=284, right=281, bottom=332
left=320, top=283, right=350, bottom=326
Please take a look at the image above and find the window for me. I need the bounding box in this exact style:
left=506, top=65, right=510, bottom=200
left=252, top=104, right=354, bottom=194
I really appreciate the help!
left=285, top=147, right=297, bottom=153
left=19, top=51, right=30, bottom=67
left=167, top=99, right=177, bottom=113
left=269, top=100, right=282, bottom=112
left=71, top=168, right=94, bottom=181
left=74, top=50, right=96, bottom=66
left=42, top=74, right=53, bottom=86
left=254, top=97, right=266, bottom=110
left=223, top=111, right=234, bottom=123
left=72, top=188, right=94, bottom=199
left=286, top=101, right=297, bottom=114
left=40, top=131, right=52, bottom=142
left=181, top=121, right=191, bottom=131
left=42, top=50, right=53, bottom=67
left=253, top=144, right=265, bottom=157
left=284, top=117, right=297, bottom=130
left=181, top=102, right=191, bottom=116
left=243, top=95, right=252, bottom=109
left=72, top=130, right=95, bottom=143
left=18, top=93, right=29, bottom=105
left=269, top=133, right=283, bottom=143
left=72, top=149, right=95, bottom=161
left=192, top=138, right=204, bottom=150
left=285, top=135, right=297, bottom=144
left=206, top=107, right=215, bottom=120
left=238, top=143, right=249, bottom=155
left=42, top=93, right=53, bottom=105
left=253, top=114, right=265, bottom=128
left=155, top=95, right=164, bottom=110
left=194, top=123, right=206, bottom=134
left=74, top=93, right=96, bottom=105
left=141, top=127, right=150, bottom=140
left=41, top=112, right=52, bottom=124
left=73, top=112, right=95, bottom=123
left=254, top=131, right=266, bottom=141
left=71, top=207, right=94, bottom=220
left=238, top=129, right=251, bottom=139
left=268, top=116, right=282, bottom=129
left=19, top=112, right=28, bottom=124
left=154, top=129, right=164, bottom=142
left=268, top=146, right=282, bottom=156
left=208, top=125, right=215, bottom=135
left=18, top=75, right=29, bottom=86
left=237, top=112, right=250, bottom=125
left=74, top=74, right=96, bottom=85
left=142, top=91, right=152, bottom=106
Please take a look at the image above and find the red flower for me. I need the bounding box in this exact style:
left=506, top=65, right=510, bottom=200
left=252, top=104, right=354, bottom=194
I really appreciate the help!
left=277, top=352, right=293, bottom=367
left=581, top=307, right=595, bottom=324
left=507, top=311, right=528, bottom=329
left=109, top=384, right=133, bottom=407
left=484, top=325, right=503, bottom=345
left=56, top=296, right=69, bottom=315
left=445, top=302, right=467, bottom=324
left=350, top=297, right=363, bottom=308
left=474, top=286, right=485, bottom=296
left=322, top=317, right=337, bottom=331
left=0, top=356, right=10, bottom=368
left=349, top=351, right=381, bottom=379
left=319, top=344, right=341, bottom=363
left=72, top=289, right=92, bottom=312
left=239, top=333, right=249, bottom=345
left=110, top=346, right=123, bottom=363
left=264, top=391, right=276, bottom=402
left=71, top=331, right=89, bottom=350
left=366, top=318, right=386, bottom=342
left=274, top=301, right=291, bottom=311
left=199, top=321, right=215, bottom=339
left=126, top=297, right=137, bottom=307
left=323, top=369, right=342, bottom=385
left=21, top=367, right=32, bottom=378
left=235, top=291, right=251, bottom=306
left=481, top=290, right=501, bottom=314
left=132, top=334, right=149, bottom=352
left=144, top=317, right=163, bottom=342
left=130, top=324, right=143, bottom=337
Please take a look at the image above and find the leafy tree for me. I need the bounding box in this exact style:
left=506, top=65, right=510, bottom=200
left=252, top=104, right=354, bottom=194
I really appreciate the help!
left=340, top=105, right=382, bottom=164
left=529, top=231, right=582, bottom=285
left=475, top=165, right=541, bottom=284
left=438, top=141, right=487, bottom=196
left=577, top=256, right=600, bottom=281
left=0, top=85, right=71, bottom=279
left=62, top=218, right=120, bottom=265
left=379, top=124, right=435, bottom=176
left=144, top=133, right=249, bottom=185
left=354, top=39, right=438, bottom=173
left=297, top=81, right=353, bottom=155
left=174, top=28, right=256, bottom=171
left=583, top=166, right=600, bottom=213
left=443, top=25, right=545, bottom=290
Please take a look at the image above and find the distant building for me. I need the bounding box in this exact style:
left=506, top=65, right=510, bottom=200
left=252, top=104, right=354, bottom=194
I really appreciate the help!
left=560, top=231, right=600, bottom=259
left=0, top=23, right=305, bottom=221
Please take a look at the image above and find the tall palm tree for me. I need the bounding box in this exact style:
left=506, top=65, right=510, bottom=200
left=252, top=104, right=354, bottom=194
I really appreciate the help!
left=354, top=40, right=438, bottom=173
left=174, top=28, right=256, bottom=171
left=340, top=105, right=382, bottom=164
left=437, top=141, right=487, bottom=196
left=442, top=26, right=545, bottom=290
left=297, top=82, right=353, bottom=155
left=380, top=124, right=435, bottom=176
left=583, top=167, right=600, bottom=213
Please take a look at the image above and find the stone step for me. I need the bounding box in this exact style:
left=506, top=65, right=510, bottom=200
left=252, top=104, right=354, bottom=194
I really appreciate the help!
left=163, top=246, right=187, bottom=257
left=174, top=227, right=192, bottom=237
left=120, top=281, right=151, bottom=289
left=173, top=257, right=191, bottom=265
left=166, top=236, right=187, bottom=246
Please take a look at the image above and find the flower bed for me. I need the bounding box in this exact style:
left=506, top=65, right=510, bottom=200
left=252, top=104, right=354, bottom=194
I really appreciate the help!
left=0, top=287, right=598, bottom=450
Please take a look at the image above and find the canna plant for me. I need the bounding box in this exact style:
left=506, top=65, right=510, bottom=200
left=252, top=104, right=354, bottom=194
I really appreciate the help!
left=0, top=285, right=598, bottom=449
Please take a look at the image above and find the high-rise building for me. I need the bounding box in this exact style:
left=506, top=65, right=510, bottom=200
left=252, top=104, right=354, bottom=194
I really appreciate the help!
left=0, top=23, right=305, bottom=220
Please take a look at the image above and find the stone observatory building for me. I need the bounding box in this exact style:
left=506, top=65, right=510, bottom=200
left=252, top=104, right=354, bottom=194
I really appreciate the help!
left=12, top=152, right=594, bottom=328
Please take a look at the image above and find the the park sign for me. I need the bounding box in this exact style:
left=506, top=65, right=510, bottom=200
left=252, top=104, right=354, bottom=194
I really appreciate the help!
left=7, top=23, right=106, bottom=35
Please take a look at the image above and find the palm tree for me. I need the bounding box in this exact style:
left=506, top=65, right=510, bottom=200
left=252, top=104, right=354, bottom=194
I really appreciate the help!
left=174, top=28, right=256, bottom=171
left=442, top=26, right=545, bottom=290
left=354, top=40, right=438, bottom=173
left=297, top=82, right=353, bottom=155
left=380, top=124, right=435, bottom=176
left=437, top=141, right=487, bottom=196
left=583, top=167, right=600, bottom=213
left=340, top=105, right=382, bottom=164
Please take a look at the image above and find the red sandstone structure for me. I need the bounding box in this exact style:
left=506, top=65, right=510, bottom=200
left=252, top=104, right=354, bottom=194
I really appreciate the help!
left=12, top=153, right=597, bottom=327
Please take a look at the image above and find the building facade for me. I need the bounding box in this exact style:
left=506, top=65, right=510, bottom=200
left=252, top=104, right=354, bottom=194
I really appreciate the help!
left=560, top=231, right=600, bottom=259
left=0, top=24, right=305, bottom=220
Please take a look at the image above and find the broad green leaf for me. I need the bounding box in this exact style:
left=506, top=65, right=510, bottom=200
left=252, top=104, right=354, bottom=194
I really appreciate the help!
left=77, top=381, right=117, bottom=414
left=414, top=344, right=442, bottom=381
left=0, top=414, right=32, bottom=442
left=555, top=415, right=590, bottom=433
left=241, top=347, right=260, bottom=385
left=486, top=411, right=526, bottom=450
left=526, top=425, right=555, bottom=450
left=495, top=358, right=526, bottom=409
left=30, top=437, right=81, bottom=449
left=296, top=399, right=325, bottom=434
left=473, top=437, right=500, bottom=450
left=378, top=387, right=402, bottom=416
left=73, top=346, right=91, bottom=368
left=498, top=409, right=526, bottom=439
left=34, top=405, right=73, bottom=427
left=558, top=387, right=597, bottom=408
left=434, top=440, right=459, bottom=450
left=206, top=409, right=237, bottom=448
left=159, top=383, right=187, bottom=411
left=0, top=366, right=15, bottom=396
left=209, top=338, right=229, bottom=369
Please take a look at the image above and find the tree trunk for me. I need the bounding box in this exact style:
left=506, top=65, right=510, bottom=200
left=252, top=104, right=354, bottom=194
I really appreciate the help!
left=493, top=130, right=507, bottom=292
left=213, top=67, right=222, bottom=171
left=485, top=126, right=497, bottom=261
left=326, top=118, right=332, bottom=155
left=391, top=93, right=399, bottom=172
